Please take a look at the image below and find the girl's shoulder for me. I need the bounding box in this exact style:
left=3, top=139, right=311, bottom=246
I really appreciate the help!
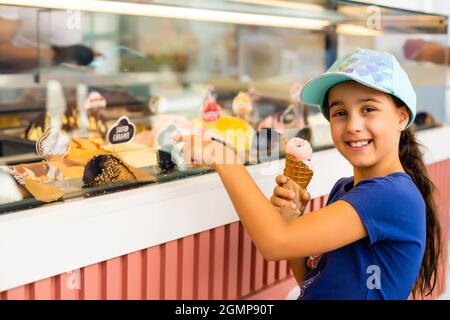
left=331, top=172, right=423, bottom=208
left=357, top=172, right=417, bottom=193
left=349, top=172, right=425, bottom=211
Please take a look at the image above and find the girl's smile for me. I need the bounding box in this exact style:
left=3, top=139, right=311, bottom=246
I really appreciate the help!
left=345, top=139, right=373, bottom=150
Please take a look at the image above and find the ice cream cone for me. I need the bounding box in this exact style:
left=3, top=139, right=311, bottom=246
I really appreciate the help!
left=280, top=137, right=313, bottom=220
left=283, top=153, right=313, bottom=190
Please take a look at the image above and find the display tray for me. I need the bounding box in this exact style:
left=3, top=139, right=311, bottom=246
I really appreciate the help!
left=1, top=121, right=438, bottom=215
left=0, top=127, right=34, bottom=144
left=0, top=127, right=38, bottom=158
left=0, top=164, right=214, bottom=215
left=0, top=102, right=45, bottom=115
left=0, top=150, right=289, bottom=215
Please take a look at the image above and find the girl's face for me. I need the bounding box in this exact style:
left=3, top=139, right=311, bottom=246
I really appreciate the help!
left=328, top=81, right=409, bottom=170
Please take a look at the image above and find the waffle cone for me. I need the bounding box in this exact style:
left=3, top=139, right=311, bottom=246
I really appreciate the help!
left=283, top=153, right=313, bottom=189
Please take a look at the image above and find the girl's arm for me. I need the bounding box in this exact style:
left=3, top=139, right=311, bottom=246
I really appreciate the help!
left=271, top=175, right=310, bottom=285
left=289, top=258, right=308, bottom=285
left=178, top=136, right=368, bottom=261
left=214, top=162, right=367, bottom=260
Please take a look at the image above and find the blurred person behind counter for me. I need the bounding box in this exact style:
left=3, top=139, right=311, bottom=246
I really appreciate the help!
left=403, top=39, right=447, bottom=129
left=403, top=39, right=450, bottom=66
left=0, top=5, right=96, bottom=73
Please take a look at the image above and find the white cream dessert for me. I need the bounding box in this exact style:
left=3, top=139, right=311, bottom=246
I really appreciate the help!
left=0, top=169, right=24, bottom=204
left=36, top=128, right=70, bottom=160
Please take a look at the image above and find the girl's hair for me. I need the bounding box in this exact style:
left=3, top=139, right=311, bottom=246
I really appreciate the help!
left=323, top=86, right=442, bottom=298
left=392, top=96, right=441, bottom=299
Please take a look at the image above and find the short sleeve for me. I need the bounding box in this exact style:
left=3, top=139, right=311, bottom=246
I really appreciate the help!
left=0, top=6, right=20, bottom=20
left=338, top=175, right=425, bottom=244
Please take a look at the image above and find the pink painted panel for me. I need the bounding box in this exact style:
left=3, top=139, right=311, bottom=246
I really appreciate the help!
left=236, top=223, right=244, bottom=297
left=238, top=223, right=252, bottom=297
left=274, top=261, right=280, bottom=281
left=278, top=260, right=287, bottom=280
left=197, top=231, right=211, bottom=299
left=126, top=251, right=143, bottom=300
left=33, top=278, right=54, bottom=300
left=105, top=256, right=123, bottom=299
left=145, top=245, right=162, bottom=300
left=58, top=271, right=81, bottom=299
left=310, top=197, right=320, bottom=211
left=426, top=162, right=449, bottom=299
left=266, top=260, right=276, bottom=286
left=176, top=239, right=183, bottom=299
left=321, top=195, right=329, bottom=207
left=4, top=285, right=28, bottom=300
left=253, top=247, right=265, bottom=292
left=285, top=256, right=292, bottom=277
left=164, top=240, right=178, bottom=300
left=181, top=235, right=195, bottom=300
left=192, top=234, right=199, bottom=299
left=83, top=263, right=102, bottom=300
left=212, top=227, right=225, bottom=300
left=225, top=222, right=239, bottom=299
left=262, top=260, right=268, bottom=286
left=207, top=229, right=215, bottom=299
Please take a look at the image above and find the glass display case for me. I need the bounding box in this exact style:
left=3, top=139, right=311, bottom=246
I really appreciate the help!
left=0, top=0, right=448, bottom=214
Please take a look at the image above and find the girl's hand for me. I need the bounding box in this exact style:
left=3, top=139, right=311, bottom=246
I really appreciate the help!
left=174, top=134, right=241, bottom=169
left=270, top=175, right=311, bottom=221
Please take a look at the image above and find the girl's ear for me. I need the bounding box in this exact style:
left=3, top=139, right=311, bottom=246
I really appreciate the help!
left=397, top=105, right=410, bottom=130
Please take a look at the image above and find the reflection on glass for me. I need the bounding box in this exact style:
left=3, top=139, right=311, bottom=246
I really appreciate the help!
left=0, top=5, right=96, bottom=74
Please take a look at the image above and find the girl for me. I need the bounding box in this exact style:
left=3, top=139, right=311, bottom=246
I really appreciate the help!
left=176, top=48, right=441, bottom=300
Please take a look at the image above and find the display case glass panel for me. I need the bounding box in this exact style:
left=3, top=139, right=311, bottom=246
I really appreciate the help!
left=0, top=0, right=447, bottom=213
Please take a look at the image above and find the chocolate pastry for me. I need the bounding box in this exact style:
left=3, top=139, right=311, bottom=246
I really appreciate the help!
left=82, top=154, right=134, bottom=187
left=157, top=149, right=177, bottom=173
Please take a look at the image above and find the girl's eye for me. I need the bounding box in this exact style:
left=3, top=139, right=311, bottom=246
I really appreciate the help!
left=332, top=111, right=346, bottom=118
left=363, top=107, right=376, bottom=113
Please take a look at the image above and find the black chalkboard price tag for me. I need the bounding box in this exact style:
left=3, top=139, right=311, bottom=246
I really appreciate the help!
left=106, top=116, right=136, bottom=145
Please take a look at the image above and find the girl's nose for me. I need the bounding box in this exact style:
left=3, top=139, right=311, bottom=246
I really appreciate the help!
left=346, top=113, right=364, bottom=133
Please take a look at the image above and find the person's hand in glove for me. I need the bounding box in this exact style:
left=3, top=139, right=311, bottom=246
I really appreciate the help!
left=51, top=44, right=95, bottom=66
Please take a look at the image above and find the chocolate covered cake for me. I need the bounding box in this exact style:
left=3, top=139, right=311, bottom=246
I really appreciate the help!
left=82, top=154, right=134, bottom=187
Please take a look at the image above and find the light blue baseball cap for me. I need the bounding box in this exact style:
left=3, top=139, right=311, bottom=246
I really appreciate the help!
left=301, top=48, right=417, bottom=128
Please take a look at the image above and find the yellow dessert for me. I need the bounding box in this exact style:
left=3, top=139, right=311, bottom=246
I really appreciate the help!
left=65, top=138, right=109, bottom=166
left=0, top=115, right=20, bottom=128
left=49, top=159, right=85, bottom=179
left=193, top=100, right=254, bottom=152
left=232, top=92, right=253, bottom=117
left=102, top=143, right=158, bottom=168
left=24, top=112, right=51, bottom=141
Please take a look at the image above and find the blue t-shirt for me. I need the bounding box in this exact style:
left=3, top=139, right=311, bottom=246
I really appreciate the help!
left=299, top=172, right=426, bottom=300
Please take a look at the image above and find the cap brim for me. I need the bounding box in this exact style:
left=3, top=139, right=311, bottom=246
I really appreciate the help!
left=300, top=72, right=391, bottom=120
